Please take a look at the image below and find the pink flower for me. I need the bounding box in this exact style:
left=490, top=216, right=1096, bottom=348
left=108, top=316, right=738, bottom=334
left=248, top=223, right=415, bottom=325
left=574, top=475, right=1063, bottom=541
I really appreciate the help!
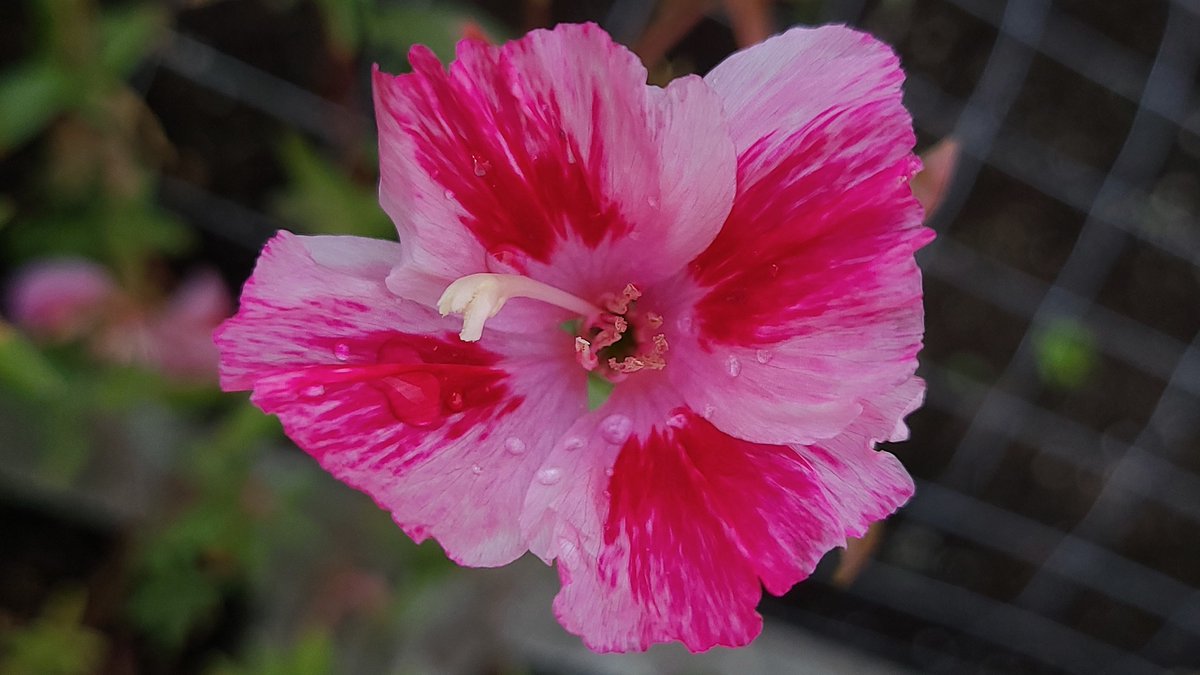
left=7, top=259, right=117, bottom=341
left=215, top=23, right=931, bottom=651
left=7, top=258, right=229, bottom=381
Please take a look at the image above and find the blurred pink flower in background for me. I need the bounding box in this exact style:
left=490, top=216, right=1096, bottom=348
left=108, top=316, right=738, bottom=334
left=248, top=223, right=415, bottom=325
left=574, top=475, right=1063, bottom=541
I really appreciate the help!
left=8, top=259, right=117, bottom=342
left=8, top=258, right=230, bottom=381
left=217, top=23, right=930, bottom=651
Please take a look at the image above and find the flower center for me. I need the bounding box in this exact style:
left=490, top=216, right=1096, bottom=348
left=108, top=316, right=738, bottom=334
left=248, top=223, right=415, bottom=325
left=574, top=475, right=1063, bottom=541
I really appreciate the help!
left=438, top=275, right=668, bottom=378
left=574, top=284, right=668, bottom=379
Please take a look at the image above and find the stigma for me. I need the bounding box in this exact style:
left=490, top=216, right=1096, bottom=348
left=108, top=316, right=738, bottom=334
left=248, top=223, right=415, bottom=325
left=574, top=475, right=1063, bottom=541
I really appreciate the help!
left=438, top=273, right=603, bottom=342
left=438, top=275, right=670, bottom=376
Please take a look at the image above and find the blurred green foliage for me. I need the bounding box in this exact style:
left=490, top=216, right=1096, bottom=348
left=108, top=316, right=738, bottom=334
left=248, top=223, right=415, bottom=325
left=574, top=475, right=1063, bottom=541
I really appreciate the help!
left=0, top=589, right=107, bottom=675
left=206, top=631, right=335, bottom=675
left=1034, top=319, right=1097, bottom=390
left=1, top=0, right=477, bottom=671
left=274, top=135, right=393, bottom=238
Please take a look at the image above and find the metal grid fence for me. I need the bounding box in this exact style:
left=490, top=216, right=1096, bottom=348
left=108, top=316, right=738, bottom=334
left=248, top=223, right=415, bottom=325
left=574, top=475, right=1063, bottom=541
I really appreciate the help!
left=143, top=1, right=1200, bottom=672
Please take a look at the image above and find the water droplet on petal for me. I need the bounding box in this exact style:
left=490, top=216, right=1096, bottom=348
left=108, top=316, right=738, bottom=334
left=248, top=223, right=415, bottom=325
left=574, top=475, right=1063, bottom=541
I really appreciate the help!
left=647, top=195, right=659, bottom=208
left=755, top=349, right=773, bottom=364
left=375, top=373, right=441, bottom=427
left=485, top=246, right=528, bottom=274
left=702, top=404, right=715, bottom=419
left=304, top=385, right=325, bottom=397
left=334, top=343, right=351, bottom=361
left=604, top=467, right=615, bottom=478
left=666, top=413, right=688, bottom=429
left=565, top=144, right=576, bottom=165
left=599, top=414, right=633, bottom=445
left=536, top=467, right=562, bottom=485
left=768, top=263, right=780, bottom=278
left=447, top=391, right=465, bottom=411
left=471, top=463, right=483, bottom=475
left=726, top=355, right=742, bottom=377
left=562, top=437, right=584, bottom=452
left=472, top=155, right=491, bottom=176
left=443, top=189, right=455, bottom=200
left=504, top=437, right=527, bottom=455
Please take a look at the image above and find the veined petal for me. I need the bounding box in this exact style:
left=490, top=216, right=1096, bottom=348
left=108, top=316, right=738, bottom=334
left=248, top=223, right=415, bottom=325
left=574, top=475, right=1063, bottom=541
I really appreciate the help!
left=373, top=23, right=735, bottom=305
left=529, top=383, right=915, bottom=652
left=670, top=25, right=930, bottom=445
left=216, top=232, right=586, bottom=566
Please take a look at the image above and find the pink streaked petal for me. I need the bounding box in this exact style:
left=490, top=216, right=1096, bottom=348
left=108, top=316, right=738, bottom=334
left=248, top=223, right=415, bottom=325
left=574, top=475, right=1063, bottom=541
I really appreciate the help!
left=537, top=383, right=914, bottom=652
left=215, top=231, right=587, bottom=566
left=660, top=26, right=928, bottom=445
left=373, top=23, right=734, bottom=304
left=665, top=252, right=925, bottom=445
left=7, top=258, right=117, bottom=340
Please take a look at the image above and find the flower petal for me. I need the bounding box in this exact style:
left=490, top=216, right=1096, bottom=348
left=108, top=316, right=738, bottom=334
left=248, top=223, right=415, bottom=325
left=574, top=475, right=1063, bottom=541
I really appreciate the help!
left=666, top=25, right=930, bottom=445
left=216, top=232, right=587, bottom=566
left=531, top=384, right=914, bottom=652
left=373, top=23, right=735, bottom=306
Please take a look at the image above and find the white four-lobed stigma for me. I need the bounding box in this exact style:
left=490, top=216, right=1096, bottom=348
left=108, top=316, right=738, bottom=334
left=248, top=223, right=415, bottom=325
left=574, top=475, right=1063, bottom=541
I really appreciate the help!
left=437, top=272, right=605, bottom=342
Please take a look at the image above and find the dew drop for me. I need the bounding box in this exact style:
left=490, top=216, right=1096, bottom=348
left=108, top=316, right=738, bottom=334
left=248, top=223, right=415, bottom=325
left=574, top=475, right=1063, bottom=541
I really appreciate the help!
left=333, top=343, right=351, bottom=361
left=599, top=414, right=633, bottom=445
left=726, top=355, right=742, bottom=377
left=504, top=437, right=527, bottom=455
left=536, top=467, right=563, bottom=485
left=702, top=404, right=715, bottom=419
left=647, top=195, right=659, bottom=208
left=562, top=437, right=585, bottom=452
left=485, top=246, right=527, bottom=274
left=443, top=189, right=455, bottom=200
left=471, top=463, right=483, bottom=475
left=447, top=391, right=465, bottom=411
left=604, top=467, right=615, bottom=478
left=768, top=263, right=780, bottom=278
left=565, top=144, right=576, bottom=165
left=472, top=155, right=491, bottom=176
left=755, top=349, right=773, bottom=364
left=375, top=373, right=441, bottom=427
left=666, top=413, right=688, bottom=429
left=304, top=385, right=325, bottom=397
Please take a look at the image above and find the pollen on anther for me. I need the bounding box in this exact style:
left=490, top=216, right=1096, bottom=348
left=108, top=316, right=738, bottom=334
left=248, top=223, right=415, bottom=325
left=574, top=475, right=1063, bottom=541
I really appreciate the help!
left=604, top=283, right=641, bottom=314
left=575, top=336, right=599, bottom=371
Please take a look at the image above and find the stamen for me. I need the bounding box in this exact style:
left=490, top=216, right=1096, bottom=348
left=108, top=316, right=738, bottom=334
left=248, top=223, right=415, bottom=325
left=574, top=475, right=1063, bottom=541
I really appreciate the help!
left=575, top=337, right=598, bottom=371
left=589, top=314, right=628, bottom=351
left=438, top=273, right=603, bottom=342
left=603, top=283, right=642, bottom=314
left=608, top=332, right=669, bottom=373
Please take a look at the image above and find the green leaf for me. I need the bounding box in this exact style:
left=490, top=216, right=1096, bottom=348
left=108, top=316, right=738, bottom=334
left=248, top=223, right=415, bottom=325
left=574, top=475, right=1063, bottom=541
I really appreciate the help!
left=274, top=135, right=393, bottom=237
left=0, top=60, right=72, bottom=153
left=0, top=324, right=66, bottom=397
left=369, top=5, right=511, bottom=65
left=99, top=4, right=168, bottom=77
left=311, top=0, right=370, bottom=55
left=0, top=589, right=106, bottom=675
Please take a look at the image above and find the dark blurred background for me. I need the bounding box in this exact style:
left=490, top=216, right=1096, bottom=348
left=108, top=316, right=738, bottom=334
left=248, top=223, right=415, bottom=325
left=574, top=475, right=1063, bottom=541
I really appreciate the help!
left=1, top=1, right=1198, bottom=674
